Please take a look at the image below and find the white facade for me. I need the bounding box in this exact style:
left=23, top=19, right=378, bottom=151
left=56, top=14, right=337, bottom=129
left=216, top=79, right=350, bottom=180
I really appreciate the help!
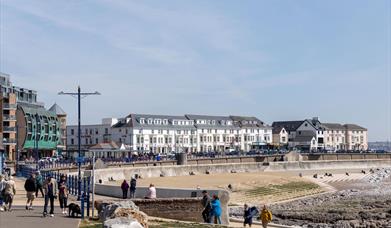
left=66, top=114, right=273, bottom=154
left=66, top=118, right=117, bottom=151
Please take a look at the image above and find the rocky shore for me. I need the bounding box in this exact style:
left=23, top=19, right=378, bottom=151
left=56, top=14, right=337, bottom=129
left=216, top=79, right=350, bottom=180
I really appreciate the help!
left=230, top=168, right=391, bottom=228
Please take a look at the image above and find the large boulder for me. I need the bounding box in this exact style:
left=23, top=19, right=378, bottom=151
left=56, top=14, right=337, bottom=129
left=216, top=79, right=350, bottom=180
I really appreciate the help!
left=104, top=217, right=143, bottom=228
left=96, top=200, right=147, bottom=227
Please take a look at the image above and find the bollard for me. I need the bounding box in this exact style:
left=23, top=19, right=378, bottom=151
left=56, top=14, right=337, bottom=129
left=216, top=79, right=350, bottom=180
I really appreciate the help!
left=80, top=191, right=85, bottom=219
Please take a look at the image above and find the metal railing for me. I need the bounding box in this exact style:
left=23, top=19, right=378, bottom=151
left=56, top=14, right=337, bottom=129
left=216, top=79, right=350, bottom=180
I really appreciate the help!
left=3, top=126, right=16, bottom=132
left=3, top=115, right=16, bottom=121
left=2, top=138, right=17, bottom=144
left=2, top=104, right=17, bottom=109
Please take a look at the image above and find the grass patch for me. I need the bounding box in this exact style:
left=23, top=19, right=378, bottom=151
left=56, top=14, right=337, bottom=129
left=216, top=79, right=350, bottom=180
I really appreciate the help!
left=244, top=181, right=319, bottom=197
left=150, top=221, right=230, bottom=228
left=79, top=220, right=103, bottom=228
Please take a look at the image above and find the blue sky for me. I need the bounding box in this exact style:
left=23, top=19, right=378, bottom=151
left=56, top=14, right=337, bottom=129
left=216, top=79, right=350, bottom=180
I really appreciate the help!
left=0, top=0, right=390, bottom=141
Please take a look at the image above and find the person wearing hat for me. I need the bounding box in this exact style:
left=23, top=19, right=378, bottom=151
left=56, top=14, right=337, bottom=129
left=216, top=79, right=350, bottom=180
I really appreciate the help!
left=42, top=175, right=57, bottom=217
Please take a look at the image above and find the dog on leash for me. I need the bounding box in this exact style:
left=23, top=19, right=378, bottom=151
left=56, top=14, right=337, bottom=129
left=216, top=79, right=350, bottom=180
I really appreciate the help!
left=68, top=203, right=81, bottom=218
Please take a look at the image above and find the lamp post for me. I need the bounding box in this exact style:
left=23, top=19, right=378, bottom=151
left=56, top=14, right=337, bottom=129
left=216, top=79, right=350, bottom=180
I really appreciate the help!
left=59, top=86, right=100, bottom=200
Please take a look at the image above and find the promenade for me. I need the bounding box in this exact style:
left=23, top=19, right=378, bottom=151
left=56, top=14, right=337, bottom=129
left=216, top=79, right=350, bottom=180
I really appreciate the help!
left=0, top=178, right=80, bottom=228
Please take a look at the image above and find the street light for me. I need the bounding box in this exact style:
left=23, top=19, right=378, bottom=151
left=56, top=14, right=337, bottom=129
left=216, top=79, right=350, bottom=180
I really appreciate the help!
left=58, top=86, right=100, bottom=200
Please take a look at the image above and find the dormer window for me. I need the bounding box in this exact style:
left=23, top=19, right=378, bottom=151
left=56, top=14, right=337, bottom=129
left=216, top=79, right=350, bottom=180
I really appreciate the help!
left=163, top=119, right=168, bottom=125
left=212, top=120, right=216, bottom=125
left=173, top=121, right=178, bottom=125
left=148, top=119, right=152, bottom=124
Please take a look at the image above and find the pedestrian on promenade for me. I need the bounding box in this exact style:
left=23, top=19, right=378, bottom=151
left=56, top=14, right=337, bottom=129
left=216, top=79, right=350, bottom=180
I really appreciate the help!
left=201, top=190, right=211, bottom=223
left=35, top=171, right=44, bottom=198
left=43, top=175, right=57, bottom=217
left=144, top=183, right=156, bottom=199
left=3, top=176, right=16, bottom=211
left=121, top=180, right=129, bottom=199
left=243, top=204, right=252, bottom=227
left=24, top=173, right=37, bottom=210
left=58, top=175, right=68, bottom=214
left=0, top=175, right=6, bottom=211
left=210, top=194, right=222, bottom=224
left=129, top=177, right=137, bottom=198
left=260, top=205, right=273, bottom=228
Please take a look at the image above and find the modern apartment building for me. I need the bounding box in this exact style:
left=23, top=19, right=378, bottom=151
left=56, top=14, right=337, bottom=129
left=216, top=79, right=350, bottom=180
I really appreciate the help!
left=49, top=103, right=67, bottom=152
left=0, top=73, right=63, bottom=161
left=66, top=114, right=273, bottom=154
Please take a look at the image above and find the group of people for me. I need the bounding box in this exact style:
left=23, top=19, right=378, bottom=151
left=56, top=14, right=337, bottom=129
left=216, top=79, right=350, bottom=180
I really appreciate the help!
left=0, top=171, right=70, bottom=217
left=201, top=190, right=273, bottom=227
left=120, top=178, right=158, bottom=199
left=201, top=190, right=222, bottom=224
left=244, top=204, right=273, bottom=228
left=0, top=174, right=16, bottom=211
left=120, top=177, right=137, bottom=199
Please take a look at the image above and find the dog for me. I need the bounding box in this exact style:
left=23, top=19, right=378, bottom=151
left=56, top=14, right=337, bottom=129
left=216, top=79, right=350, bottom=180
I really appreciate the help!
left=68, top=203, right=81, bottom=218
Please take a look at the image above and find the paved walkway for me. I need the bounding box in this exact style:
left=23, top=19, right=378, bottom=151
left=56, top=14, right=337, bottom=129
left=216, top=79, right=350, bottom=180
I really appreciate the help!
left=0, top=177, right=80, bottom=228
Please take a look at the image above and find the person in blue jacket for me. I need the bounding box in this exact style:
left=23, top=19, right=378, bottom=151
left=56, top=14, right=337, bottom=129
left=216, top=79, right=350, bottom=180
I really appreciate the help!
left=210, top=194, right=222, bottom=224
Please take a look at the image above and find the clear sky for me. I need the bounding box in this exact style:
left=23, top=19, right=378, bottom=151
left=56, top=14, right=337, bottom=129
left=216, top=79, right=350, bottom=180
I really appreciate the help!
left=0, top=0, right=390, bottom=141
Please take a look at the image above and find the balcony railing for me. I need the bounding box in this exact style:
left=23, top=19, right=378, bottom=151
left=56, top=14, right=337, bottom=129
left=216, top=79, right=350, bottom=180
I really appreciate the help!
left=3, top=115, right=16, bottom=121
left=3, top=126, right=16, bottom=132
left=2, top=104, right=17, bottom=109
left=3, top=138, right=16, bottom=144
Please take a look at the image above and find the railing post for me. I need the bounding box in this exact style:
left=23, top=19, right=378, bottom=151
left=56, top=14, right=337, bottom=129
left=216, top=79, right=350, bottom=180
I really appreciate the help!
left=86, top=176, right=90, bottom=217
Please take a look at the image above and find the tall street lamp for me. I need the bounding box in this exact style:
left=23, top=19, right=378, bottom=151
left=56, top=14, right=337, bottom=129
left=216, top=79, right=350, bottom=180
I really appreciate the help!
left=59, top=86, right=100, bottom=200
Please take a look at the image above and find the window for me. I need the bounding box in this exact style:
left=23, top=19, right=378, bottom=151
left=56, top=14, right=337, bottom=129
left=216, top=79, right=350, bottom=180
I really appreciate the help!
left=71, top=129, right=74, bottom=135
left=71, top=138, right=74, bottom=145
left=305, top=123, right=308, bottom=127
left=148, top=119, right=152, bottom=124
left=95, top=129, right=99, bottom=134
left=95, top=138, right=98, bottom=144
left=105, top=128, right=108, bottom=134
left=140, top=118, right=145, bottom=124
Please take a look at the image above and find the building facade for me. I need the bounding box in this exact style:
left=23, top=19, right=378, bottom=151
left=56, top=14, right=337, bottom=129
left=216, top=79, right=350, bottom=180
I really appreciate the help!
left=66, top=113, right=273, bottom=154
left=66, top=118, right=116, bottom=152
left=273, top=118, right=368, bottom=152
left=0, top=73, right=63, bottom=161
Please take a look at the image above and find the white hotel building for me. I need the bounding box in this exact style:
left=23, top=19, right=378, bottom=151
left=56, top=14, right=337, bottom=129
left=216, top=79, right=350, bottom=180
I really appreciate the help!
left=66, top=114, right=273, bottom=154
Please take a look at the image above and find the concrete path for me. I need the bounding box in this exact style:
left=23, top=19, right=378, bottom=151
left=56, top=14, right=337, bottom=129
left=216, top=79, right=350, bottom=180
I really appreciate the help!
left=0, top=177, right=80, bottom=228
left=0, top=206, right=81, bottom=228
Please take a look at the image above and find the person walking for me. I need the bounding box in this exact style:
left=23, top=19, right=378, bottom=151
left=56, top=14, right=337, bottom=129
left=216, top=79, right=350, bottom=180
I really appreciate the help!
left=121, top=180, right=129, bottom=199
left=201, top=190, right=211, bottom=223
left=260, top=205, right=273, bottom=228
left=0, top=175, right=6, bottom=211
left=243, top=204, right=258, bottom=227
left=210, top=194, right=222, bottom=224
left=3, top=176, right=16, bottom=211
left=35, top=171, right=44, bottom=198
left=129, top=177, right=137, bottom=198
left=58, top=175, right=68, bottom=215
left=43, top=175, right=57, bottom=217
left=24, top=174, right=37, bottom=210
left=145, top=183, right=156, bottom=199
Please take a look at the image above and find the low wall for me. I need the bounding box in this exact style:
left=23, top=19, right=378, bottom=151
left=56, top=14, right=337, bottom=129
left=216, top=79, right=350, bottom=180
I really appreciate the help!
left=95, top=184, right=230, bottom=225
left=265, top=159, right=391, bottom=171
left=133, top=198, right=205, bottom=223
left=93, top=162, right=268, bottom=182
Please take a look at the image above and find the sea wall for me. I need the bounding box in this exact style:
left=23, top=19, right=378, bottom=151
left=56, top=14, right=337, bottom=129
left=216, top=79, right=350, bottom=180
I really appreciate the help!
left=94, top=184, right=230, bottom=225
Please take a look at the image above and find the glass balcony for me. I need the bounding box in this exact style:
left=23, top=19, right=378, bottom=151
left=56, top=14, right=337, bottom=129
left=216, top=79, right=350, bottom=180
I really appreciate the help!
left=2, top=103, right=17, bottom=110
left=3, top=126, right=16, bottom=132
left=3, top=114, right=16, bottom=121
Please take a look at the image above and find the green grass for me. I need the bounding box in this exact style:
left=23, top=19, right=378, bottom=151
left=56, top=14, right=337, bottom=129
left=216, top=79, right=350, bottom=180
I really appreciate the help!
left=244, top=181, right=320, bottom=197
left=150, top=221, right=230, bottom=228
left=79, top=220, right=103, bottom=228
